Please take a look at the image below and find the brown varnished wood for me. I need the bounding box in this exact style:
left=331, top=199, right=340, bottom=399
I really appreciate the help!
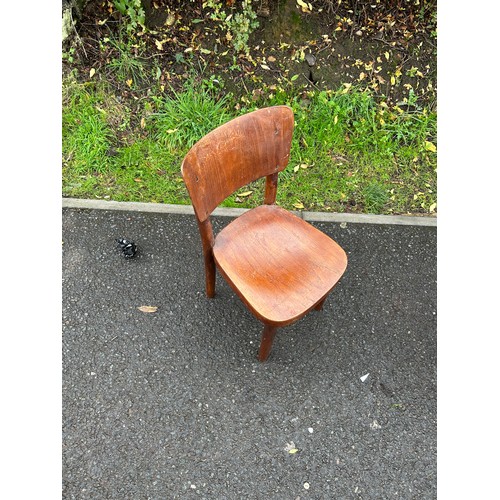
left=264, top=173, right=278, bottom=205
left=197, top=218, right=216, bottom=298
left=314, top=296, right=328, bottom=311
left=213, top=205, right=347, bottom=326
left=181, top=106, right=294, bottom=222
left=258, top=324, right=278, bottom=361
left=180, top=105, right=348, bottom=361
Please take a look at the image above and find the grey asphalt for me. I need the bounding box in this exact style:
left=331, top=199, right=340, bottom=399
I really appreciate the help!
left=62, top=202, right=437, bottom=499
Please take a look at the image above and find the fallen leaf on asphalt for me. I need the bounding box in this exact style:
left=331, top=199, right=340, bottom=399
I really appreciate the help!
left=138, top=306, right=158, bottom=313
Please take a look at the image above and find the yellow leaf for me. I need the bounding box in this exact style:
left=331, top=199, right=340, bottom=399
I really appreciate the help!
left=293, top=202, right=304, bottom=209
left=126, top=79, right=133, bottom=87
left=359, top=72, right=366, bottom=81
left=296, top=0, right=312, bottom=13
left=267, top=56, right=276, bottom=62
left=288, top=448, right=299, bottom=454
left=260, top=64, right=270, bottom=70
left=425, top=141, right=437, bottom=153
left=238, top=191, right=253, bottom=197
left=429, top=202, right=437, bottom=213
left=138, top=306, right=158, bottom=313
left=140, top=117, right=146, bottom=129
left=165, top=13, right=175, bottom=26
left=384, top=51, right=390, bottom=60
left=89, top=68, right=96, bottom=78
left=155, top=39, right=164, bottom=50
left=334, top=115, right=338, bottom=124
left=390, top=75, right=396, bottom=85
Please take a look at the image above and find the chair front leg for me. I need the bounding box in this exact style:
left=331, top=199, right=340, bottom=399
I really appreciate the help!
left=258, top=324, right=278, bottom=362
left=203, top=249, right=216, bottom=298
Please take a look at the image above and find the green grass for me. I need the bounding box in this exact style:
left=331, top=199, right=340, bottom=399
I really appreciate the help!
left=62, top=77, right=437, bottom=215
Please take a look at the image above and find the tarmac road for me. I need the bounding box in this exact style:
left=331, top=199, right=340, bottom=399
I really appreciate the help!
left=62, top=202, right=436, bottom=499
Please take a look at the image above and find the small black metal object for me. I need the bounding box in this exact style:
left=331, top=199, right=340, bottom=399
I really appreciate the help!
left=116, top=238, right=137, bottom=258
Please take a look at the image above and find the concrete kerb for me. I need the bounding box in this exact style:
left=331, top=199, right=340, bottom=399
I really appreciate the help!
left=62, top=198, right=437, bottom=227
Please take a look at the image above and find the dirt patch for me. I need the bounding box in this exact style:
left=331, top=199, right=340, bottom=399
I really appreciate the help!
left=65, top=0, right=436, bottom=108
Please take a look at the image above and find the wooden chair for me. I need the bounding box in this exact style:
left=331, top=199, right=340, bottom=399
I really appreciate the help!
left=181, top=105, right=347, bottom=361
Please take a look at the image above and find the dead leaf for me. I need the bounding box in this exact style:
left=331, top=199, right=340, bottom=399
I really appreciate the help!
left=238, top=190, right=253, bottom=197
left=425, top=141, right=437, bottom=153
left=267, top=56, right=276, bottom=62
left=293, top=202, right=304, bottom=209
left=138, top=306, right=158, bottom=313
left=89, top=68, right=96, bottom=78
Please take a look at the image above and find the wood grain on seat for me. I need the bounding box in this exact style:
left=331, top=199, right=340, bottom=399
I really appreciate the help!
left=213, top=204, right=347, bottom=326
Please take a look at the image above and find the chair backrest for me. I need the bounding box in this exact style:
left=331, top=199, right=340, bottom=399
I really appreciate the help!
left=181, top=105, right=294, bottom=222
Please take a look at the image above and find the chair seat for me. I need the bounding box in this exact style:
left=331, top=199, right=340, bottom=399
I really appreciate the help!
left=213, top=205, right=347, bottom=326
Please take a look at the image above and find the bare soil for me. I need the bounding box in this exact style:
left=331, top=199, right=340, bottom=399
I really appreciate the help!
left=65, top=0, right=436, bottom=109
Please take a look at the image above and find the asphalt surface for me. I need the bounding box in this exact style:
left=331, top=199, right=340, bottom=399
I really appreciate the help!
left=62, top=206, right=437, bottom=499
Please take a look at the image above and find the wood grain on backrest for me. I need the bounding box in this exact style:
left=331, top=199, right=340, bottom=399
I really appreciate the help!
left=181, top=105, right=294, bottom=222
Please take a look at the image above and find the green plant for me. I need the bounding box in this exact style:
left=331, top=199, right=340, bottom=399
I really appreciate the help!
left=150, top=82, right=234, bottom=149
left=62, top=46, right=76, bottom=64
left=363, top=181, right=389, bottom=213
left=203, top=0, right=259, bottom=54
left=105, top=32, right=147, bottom=86
left=62, top=84, right=113, bottom=174
left=113, top=0, right=146, bottom=32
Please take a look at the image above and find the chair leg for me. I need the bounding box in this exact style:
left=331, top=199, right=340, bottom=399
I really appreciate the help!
left=204, top=250, right=216, bottom=298
left=314, top=295, right=327, bottom=311
left=258, top=324, right=278, bottom=362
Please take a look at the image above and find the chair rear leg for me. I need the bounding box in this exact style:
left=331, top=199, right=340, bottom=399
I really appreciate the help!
left=258, top=324, right=278, bottom=361
left=314, top=295, right=327, bottom=311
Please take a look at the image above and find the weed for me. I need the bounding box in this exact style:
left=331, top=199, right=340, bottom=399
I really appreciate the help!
left=105, top=32, right=147, bottom=87
left=150, top=82, right=234, bottom=149
left=363, top=181, right=389, bottom=213
left=113, top=0, right=146, bottom=32
left=62, top=83, right=113, bottom=174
